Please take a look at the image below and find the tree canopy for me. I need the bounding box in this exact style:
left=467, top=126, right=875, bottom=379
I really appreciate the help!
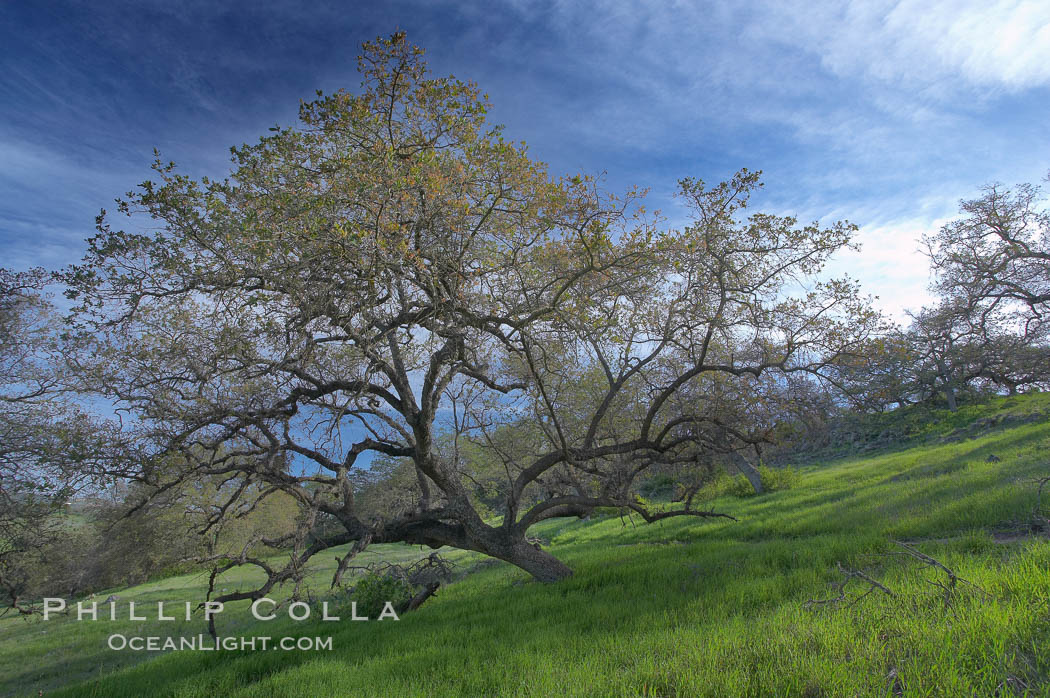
left=924, top=177, right=1050, bottom=331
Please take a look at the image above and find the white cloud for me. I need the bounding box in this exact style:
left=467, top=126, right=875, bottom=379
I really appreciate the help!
left=823, top=216, right=960, bottom=323
left=756, top=0, right=1050, bottom=93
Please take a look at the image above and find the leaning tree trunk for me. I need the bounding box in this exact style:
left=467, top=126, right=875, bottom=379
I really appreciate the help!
left=737, top=459, right=764, bottom=495
left=483, top=537, right=574, bottom=582
left=935, top=357, right=958, bottom=412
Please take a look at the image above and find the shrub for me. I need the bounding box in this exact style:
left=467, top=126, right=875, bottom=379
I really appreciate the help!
left=338, top=554, right=453, bottom=617
left=690, top=465, right=801, bottom=500
left=348, top=571, right=413, bottom=617
left=758, top=464, right=800, bottom=492
left=724, top=474, right=758, bottom=498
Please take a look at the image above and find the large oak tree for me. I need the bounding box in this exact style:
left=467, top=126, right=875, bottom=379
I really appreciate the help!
left=68, top=34, right=881, bottom=592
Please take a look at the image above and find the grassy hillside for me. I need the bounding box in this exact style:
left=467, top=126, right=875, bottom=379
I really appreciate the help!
left=779, top=393, right=1050, bottom=465
left=5, top=395, right=1050, bottom=697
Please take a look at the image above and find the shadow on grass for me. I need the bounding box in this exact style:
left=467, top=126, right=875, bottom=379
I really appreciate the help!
left=55, top=531, right=866, bottom=697
left=45, top=417, right=1050, bottom=697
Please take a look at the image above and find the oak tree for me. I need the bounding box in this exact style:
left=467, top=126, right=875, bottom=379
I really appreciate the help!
left=915, top=179, right=1050, bottom=406
left=924, top=176, right=1050, bottom=333
left=68, top=34, right=881, bottom=592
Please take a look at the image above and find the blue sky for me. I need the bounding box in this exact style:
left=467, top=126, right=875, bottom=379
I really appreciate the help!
left=2, top=0, right=1048, bottom=321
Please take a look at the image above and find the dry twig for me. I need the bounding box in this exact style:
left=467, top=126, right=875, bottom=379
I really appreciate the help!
left=804, top=562, right=896, bottom=609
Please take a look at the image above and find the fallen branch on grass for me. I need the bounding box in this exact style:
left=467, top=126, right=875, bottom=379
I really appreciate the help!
left=890, top=540, right=992, bottom=606
left=343, top=552, right=454, bottom=589
left=401, top=581, right=440, bottom=614
left=804, top=562, right=896, bottom=609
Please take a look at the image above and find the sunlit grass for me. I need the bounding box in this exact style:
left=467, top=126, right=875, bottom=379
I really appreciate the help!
left=4, top=396, right=1049, bottom=697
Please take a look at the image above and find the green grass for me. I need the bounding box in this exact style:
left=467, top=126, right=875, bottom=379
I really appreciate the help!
left=5, top=396, right=1050, bottom=697
left=778, top=392, right=1050, bottom=466
left=0, top=543, right=483, bottom=696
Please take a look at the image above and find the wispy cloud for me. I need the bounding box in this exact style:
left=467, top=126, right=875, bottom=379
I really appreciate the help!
left=825, top=218, right=946, bottom=324
left=1, top=0, right=1046, bottom=323
left=753, top=0, right=1050, bottom=93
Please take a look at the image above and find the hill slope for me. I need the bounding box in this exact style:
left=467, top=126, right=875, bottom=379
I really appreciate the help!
left=6, top=396, right=1050, bottom=697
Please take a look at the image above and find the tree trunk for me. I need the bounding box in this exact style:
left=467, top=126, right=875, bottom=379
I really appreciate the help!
left=935, top=357, right=958, bottom=412
left=492, top=540, right=573, bottom=582
left=943, top=381, right=958, bottom=412
left=737, top=459, right=764, bottom=495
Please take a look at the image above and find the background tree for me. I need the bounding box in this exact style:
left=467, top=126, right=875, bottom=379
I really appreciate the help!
left=904, top=302, right=976, bottom=412
left=0, top=268, right=115, bottom=612
left=923, top=175, right=1050, bottom=332
left=822, top=335, right=919, bottom=412
left=904, top=178, right=1050, bottom=410
left=67, top=33, right=883, bottom=592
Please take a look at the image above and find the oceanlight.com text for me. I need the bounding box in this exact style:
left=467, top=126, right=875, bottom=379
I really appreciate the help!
left=107, top=634, right=334, bottom=652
